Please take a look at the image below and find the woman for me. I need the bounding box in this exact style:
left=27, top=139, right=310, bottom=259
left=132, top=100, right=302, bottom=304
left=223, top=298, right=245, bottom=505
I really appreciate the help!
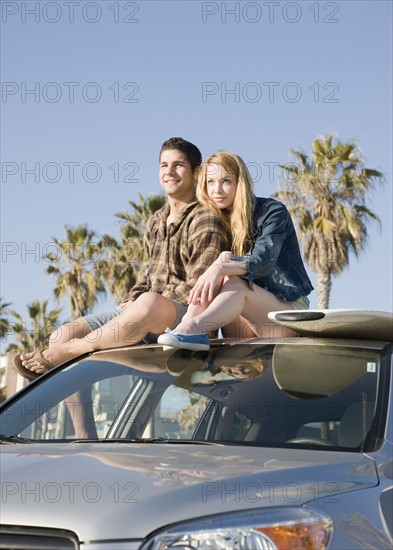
left=158, top=151, right=313, bottom=351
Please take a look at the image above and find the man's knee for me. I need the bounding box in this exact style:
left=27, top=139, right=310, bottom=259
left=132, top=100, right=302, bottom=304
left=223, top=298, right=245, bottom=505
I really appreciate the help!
left=49, top=319, right=92, bottom=346
left=135, top=293, right=177, bottom=331
left=135, top=292, right=165, bottom=313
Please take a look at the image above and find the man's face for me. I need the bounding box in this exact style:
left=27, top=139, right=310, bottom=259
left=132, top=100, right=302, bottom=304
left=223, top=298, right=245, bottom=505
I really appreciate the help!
left=159, top=149, right=196, bottom=201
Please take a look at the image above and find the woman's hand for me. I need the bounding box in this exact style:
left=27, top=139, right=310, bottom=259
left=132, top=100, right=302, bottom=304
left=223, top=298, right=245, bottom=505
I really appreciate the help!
left=188, top=263, right=224, bottom=306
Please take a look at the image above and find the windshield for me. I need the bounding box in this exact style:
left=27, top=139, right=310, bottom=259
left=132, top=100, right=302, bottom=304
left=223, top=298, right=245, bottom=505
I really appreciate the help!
left=0, top=343, right=389, bottom=452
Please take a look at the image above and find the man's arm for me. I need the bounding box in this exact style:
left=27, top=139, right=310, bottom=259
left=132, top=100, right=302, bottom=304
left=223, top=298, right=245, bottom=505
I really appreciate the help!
left=170, top=211, right=231, bottom=304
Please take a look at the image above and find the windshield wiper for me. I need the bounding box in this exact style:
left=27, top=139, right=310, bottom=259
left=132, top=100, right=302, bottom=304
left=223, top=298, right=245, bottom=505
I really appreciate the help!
left=128, top=438, right=223, bottom=445
left=0, top=435, right=34, bottom=444
left=71, top=437, right=223, bottom=445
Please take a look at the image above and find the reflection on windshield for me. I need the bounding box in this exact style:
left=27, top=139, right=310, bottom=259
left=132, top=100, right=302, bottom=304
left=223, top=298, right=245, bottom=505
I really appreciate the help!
left=166, top=347, right=272, bottom=386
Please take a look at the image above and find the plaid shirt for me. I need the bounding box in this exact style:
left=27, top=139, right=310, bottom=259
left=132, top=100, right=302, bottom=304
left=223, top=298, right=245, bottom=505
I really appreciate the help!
left=124, top=201, right=230, bottom=305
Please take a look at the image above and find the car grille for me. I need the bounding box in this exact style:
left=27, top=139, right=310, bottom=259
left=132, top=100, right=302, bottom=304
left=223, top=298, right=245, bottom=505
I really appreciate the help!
left=0, top=525, right=79, bottom=549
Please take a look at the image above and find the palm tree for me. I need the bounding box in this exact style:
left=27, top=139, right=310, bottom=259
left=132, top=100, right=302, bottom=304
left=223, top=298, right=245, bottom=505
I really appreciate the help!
left=116, top=192, right=167, bottom=268
left=275, top=133, right=384, bottom=308
left=6, top=300, right=63, bottom=354
left=95, top=233, right=137, bottom=305
left=97, top=193, right=166, bottom=303
left=44, top=224, right=106, bottom=319
left=0, top=298, right=11, bottom=339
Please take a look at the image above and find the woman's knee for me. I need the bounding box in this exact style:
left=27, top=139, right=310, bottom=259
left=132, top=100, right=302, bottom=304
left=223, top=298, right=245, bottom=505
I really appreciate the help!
left=222, top=276, right=248, bottom=293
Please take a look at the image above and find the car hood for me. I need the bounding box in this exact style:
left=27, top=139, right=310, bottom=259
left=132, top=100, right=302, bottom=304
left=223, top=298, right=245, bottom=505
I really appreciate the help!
left=1, top=442, right=378, bottom=542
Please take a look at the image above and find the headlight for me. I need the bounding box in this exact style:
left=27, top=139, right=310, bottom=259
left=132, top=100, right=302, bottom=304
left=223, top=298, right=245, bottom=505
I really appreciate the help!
left=141, top=507, right=333, bottom=549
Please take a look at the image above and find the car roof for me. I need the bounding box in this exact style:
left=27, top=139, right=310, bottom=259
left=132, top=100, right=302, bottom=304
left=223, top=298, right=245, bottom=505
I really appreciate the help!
left=89, top=336, right=390, bottom=370
left=268, top=309, right=393, bottom=342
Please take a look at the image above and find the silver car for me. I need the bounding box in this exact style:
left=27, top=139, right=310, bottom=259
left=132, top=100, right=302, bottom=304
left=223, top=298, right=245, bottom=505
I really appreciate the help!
left=1, top=310, right=392, bottom=549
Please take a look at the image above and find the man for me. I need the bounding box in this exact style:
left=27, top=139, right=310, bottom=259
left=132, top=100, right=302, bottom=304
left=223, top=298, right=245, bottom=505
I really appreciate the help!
left=16, top=138, right=230, bottom=379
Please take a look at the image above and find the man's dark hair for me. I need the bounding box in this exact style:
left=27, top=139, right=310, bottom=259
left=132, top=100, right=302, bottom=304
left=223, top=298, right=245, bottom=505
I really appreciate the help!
left=160, top=137, right=202, bottom=172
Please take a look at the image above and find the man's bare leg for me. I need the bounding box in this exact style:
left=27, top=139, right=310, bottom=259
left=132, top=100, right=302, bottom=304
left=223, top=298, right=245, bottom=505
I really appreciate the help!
left=20, top=318, right=93, bottom=374
left=20, top=293, right=178, bottom=373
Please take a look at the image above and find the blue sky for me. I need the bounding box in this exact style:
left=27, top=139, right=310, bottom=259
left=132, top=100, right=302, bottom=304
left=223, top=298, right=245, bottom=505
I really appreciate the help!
left=1, top=0, right=392, bottom=337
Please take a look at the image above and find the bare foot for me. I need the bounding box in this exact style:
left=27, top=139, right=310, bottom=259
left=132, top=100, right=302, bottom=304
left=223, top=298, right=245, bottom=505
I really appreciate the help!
left=20, top=343, right=82, bottom=374
left=20, top=351, right=51, bottom=374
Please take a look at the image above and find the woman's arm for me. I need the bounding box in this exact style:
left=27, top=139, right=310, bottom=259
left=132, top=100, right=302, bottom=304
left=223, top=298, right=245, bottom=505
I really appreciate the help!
left=187, top=251, right=248, bottom=306
left=188, top=200, right=292, bottom=305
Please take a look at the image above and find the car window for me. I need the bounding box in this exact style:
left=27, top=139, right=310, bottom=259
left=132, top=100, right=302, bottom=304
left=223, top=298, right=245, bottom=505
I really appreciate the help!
left=0, top=343, right=389, bottom=452
left=18, top=372, right=138, bottom=440
left=143, top=386, right=211, bottom=439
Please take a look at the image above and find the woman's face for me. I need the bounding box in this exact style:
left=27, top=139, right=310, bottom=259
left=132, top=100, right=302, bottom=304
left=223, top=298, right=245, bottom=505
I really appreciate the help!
left=219, top=363, right=260, bottom=381
left=206, top=162, right=238, bottom=210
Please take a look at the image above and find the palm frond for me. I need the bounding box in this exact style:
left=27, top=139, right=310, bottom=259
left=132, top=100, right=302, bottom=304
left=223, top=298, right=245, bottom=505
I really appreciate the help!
left=276, top=132, right=385, bottom=307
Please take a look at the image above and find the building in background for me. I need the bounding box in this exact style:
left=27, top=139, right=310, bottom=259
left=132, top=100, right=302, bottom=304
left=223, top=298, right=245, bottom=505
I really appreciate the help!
left=0, top=354, right=27, bottom=402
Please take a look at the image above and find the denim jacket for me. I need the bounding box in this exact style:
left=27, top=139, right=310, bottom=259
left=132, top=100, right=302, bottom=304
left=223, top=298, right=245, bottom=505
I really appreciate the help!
left=232, top=197, right=314, bottom=302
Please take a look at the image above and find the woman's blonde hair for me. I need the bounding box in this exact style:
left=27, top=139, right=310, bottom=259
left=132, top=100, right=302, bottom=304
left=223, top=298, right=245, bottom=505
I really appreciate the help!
left=197, top=151, right=256, bottom=256
left=221, top=358, right=267, bottom=380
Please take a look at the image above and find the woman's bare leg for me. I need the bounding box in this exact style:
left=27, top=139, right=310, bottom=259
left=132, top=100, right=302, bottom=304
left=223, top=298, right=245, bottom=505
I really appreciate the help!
left=175, top=277, right=298, bottom=339
left=221, top=315, right=259, bottom=340
left=177, top=303, right=207, bottom=325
